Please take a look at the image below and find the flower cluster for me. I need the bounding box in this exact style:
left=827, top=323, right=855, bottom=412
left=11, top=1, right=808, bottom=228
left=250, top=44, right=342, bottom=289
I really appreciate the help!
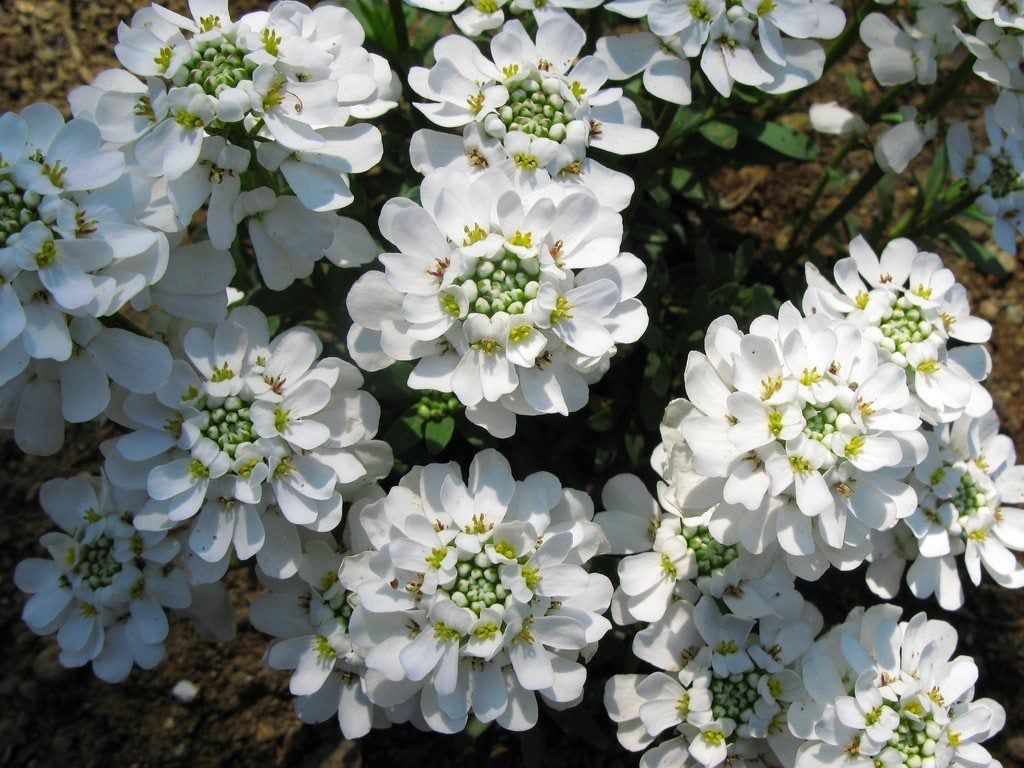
left=0, top=105, right=172, bottom=455
left=404, top=0, right=602, bottom=36
left=948, top=106, right=1024, bottom=253
left=346, top=167, right=648, bottom=437
left=606, top=593, right=822, bottom=768
left=409, top=13, right=657, bottom=211
left=596, top=0, right=846, bottom=104
left=69, top=0, right=393, bottom=288
left=789, top=604, right=1005, bottom=768
left=342, top=450, right=613, bottom=732
left=15, top=474, right=191, bottom=682
left=867, top=409, right=1024, bottom=610
left=102, top=306, right=393, bottom=581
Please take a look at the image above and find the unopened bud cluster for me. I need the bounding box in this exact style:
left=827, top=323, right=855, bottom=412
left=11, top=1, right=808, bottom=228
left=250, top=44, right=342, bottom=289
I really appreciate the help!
left=0, top=179, right=41, bottom=245
left=487, top=76, right=576, bottom=143
left=454, top=252, right=541, bottom=317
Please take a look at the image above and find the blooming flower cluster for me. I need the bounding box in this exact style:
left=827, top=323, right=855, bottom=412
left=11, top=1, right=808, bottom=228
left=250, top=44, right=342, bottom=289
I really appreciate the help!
left=403, top=0, right=603, bottom=36
left=101, top=306, right=392, bottom=582
left=789, top=604, right=1005, bottom=768
left=342, top=450, right=613, bottom=733
left=595, top=0, right=846, bottom=105
left=606, top=593, right=822, bottom=768
left=0, top=104, right=172, bottom=455
left=68, top=0, right=394, bottom=289
left=867, top=408, right=1024, bottom=610
left=408, top=13, right=657, bottom=210
left=15, top=474, right=191, bottom=682
left=346, top=167, right=648, bottom=437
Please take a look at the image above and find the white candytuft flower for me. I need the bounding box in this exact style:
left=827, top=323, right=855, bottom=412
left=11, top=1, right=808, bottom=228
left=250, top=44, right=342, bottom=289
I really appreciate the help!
left=404, top=0, right=604, bottom=36
left=67, top=0, right=393, bottom=288
left=605, top=594, right=822, bottom=768
left=345, top=167, right=648, bottom=438
left=596, top=0, right=845, bottom=104
left=655, top=299, right=926, bottom=580
left=0, top=104, right=173, bottom=455
left=947, top=107, right=1024, bottom=253
left=866, top=409, right=1024, bottom=610
left=594, top=473, right=803, bottom=625
left=102, top=305, right=393, bottom=581
left=803, top=235, right=993, bottom=425
left=15, top=473, right=191, bottom=682
left=250, top=530, right=395, bottom=739
left=789, top=604, right=1006, bottom=768
left=408, top=14, right=656, bottom=208
left=344, top=449, right=613, bottom=733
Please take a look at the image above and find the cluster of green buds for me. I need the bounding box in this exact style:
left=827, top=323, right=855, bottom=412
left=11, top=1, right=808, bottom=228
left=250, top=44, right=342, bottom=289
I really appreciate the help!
left=490, top=76, right=578, bottom=143
left=708, top=669, right=763, bottom=724
left=0, top=178, right=41, bottom=246
left=74, top=535, right=124, bottom=590
left=885, top=708, right=941, bottom=768
left=198, top=394, right=254, bottom=458
left=878, top=296, right=935, bottom=355
left=983, top=152, right=1024, bottom=200
left=178, top=37, right=256, bottom=96
left=802, top=403, right=854, bottom=444
left=454, top=252, right=542, bottom=317
left=443, top=553, right=510, bottom=616
left=684, top=527, right=739, bottom=577
left=414, top=391, right=461, bottom=422
left=948, top=469, right=992, bottom=539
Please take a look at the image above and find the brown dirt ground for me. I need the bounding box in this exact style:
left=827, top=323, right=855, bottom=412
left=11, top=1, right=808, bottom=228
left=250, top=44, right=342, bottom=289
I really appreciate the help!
left=0, top=1, right=1022, bottom=767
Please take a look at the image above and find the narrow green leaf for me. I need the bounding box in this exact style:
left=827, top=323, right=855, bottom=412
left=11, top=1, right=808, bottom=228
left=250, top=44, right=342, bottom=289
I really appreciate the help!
left=698, top=120, right=739, bottom=149
left=424, top=416, right=455, bottom=454
left=739, top=121, right=819, bottom=160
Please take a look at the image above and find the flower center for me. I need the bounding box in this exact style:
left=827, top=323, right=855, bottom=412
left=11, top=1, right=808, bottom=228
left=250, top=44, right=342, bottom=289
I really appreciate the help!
left=74, top=534, right=123, bottom=589
left=0, top=178, right=42, bottom=246
left=181, top=36, right=256, bottom=96
left=685, top=527, right=738, bottom=576
left=199, top=394, right=254, bottom=458
left=497, top=75, right=576, bottom=143
left=443, top=556, right=509, bottom=616
left=454, top=252, right=541, bottom=317
left=802, top=403, right=848, bottom=443
left=952, top=471, right=990, bottom=537
left=879, top=297, right=933, bottom=353
left=709, top=670, right=761, bottom=724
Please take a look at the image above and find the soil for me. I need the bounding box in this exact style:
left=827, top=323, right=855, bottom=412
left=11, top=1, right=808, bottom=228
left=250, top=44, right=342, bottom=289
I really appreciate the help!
left=0, top=2, right=1022, bottom=767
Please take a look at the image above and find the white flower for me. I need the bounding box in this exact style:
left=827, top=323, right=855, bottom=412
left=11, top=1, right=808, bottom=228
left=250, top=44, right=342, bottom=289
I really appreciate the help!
left=809, top=102, right=868, bottom=136
left=655, top=299, right=924, bottom=577
left=409, top=15, right=657, bottom=180
left=405, top=0, right=604, bottom=35
left=866, top=410, right=1024, bottom=610
left=790, top=605, right=1005, bottom=768
left=0, top=105, right=173, bottom=453
left=250, top=534, right=395, bottom=739
left=346, top=450, right=612, bottom=733
left=68, top=0, right=394, bottom=267
left=14, top=473, right=191, bottom=682
left=606, top=594, right=820, bottom=768
left=874, top=107, right=937, bottom=174
left=947, top=107, right=1024, bottom=253
left=103, top=306, right=392, bottom=581
left=859, top=8, right=961, bottom=87
left=803, top=235, right=992, bottom=424
left=598, top=0, right=845, bottom=101
left=345, top=167, right=648, bottom=437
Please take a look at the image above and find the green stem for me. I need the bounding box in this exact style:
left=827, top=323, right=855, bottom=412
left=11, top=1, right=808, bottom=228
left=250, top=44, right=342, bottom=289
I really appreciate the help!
left=893, top=189, right=979, bottom=239
left=387, top=0, right=411, bottom=96
left=798, top=58, right=976, bottom=250
left=785, top=84, right=908, bottom=249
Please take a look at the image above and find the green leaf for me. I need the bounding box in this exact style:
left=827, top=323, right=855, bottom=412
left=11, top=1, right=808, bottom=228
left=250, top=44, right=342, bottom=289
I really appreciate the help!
left=384, top=414, right=424, bottom=456
left=738, top=121, right=819, bottom=160
left=698, top=120, right=739, bottom=149
left=424, top=417, right=455, bottom=454
left=249, top=282, right=315, bottom=318
left=941, top=224, right=1008, bottom=278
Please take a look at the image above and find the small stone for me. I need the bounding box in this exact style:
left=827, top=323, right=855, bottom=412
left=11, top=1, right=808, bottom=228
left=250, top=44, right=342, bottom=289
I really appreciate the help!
left=978, top=299, right=1000, bottom=321
left=31, top=644, right=68, bottom=682
left=1005, top=303, right=1023, bottom=325
left=171, top=679, right=199, bottom=703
